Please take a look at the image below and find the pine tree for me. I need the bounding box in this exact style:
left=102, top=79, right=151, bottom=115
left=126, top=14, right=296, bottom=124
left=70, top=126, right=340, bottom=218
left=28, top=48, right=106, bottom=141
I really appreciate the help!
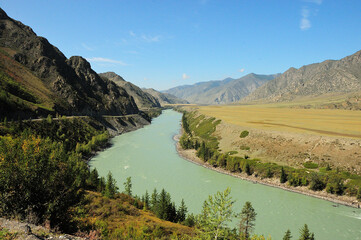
left=88, top=168, right=99, bottom=190
left=177, top=199, right=188, bottom=222
left=239, top=201, right=257, bottom=240
left=151, top=188, right=158, bottom=212
left=123, top=176, right=132, bottom=196
left=103, top=171, right=118, bottom=198
left=245, top=163, right=251, bottom=176
left=98, top=176, right=106, bottom=193
left=283, top=229, right=292, bottom=240
left=299, top=224, right=315, bottom=240
left=280, top=167, right=288, bottom=183
left=143, top=190, right=150, bottom=210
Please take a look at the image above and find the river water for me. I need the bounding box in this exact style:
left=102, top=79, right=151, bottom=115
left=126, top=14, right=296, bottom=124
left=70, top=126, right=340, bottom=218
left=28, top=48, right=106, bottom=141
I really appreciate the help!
left=90, top=110, right=361, bottom=239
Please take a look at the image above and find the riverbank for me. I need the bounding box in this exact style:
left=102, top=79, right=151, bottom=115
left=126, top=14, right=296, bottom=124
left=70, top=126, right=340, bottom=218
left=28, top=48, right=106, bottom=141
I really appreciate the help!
left=174, top=131, right=360, bottom=209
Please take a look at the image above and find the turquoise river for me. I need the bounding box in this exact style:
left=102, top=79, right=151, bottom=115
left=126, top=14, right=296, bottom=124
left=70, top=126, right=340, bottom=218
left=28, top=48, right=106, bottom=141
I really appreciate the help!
left=91, top=110, right=361, bottom=239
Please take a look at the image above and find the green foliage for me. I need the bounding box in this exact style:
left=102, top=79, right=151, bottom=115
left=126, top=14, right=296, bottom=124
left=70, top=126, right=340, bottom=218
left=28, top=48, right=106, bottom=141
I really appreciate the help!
left=240, top=130, right=249, bottom=138
left=239, top=201, right=257, bottom=240
left=309, top=173, right=326, bottom=191
left=123, top=176, right=132, bottom=196
left=177, top=199, right=188, bottom=223
left=298, top=224, right=315, bottom=240
left=0, top=134, right=88, bottom=228
left=303, top=162, right=318, bottom=169
left=283, top=229, right=292, bottom=240
left=357, top=187, right=361, bottom=201
left=103, top=172, right=119, bottom=199
left=280, top=167, right=288, bottom=183
left=240, top=145, right=250, bottom=150
left=197, top=187, right=236, bottom=239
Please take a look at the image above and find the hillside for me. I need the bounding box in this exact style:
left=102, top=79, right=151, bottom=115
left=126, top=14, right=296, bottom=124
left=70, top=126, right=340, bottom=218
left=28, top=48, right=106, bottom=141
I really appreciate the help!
left=165, top=73, right=278, bottom=104
left=243, top=50, right=361, bottom=103
left=142, top=88, right=189, bottom=105
left=0, top=8, right=139, bottom=119
left=99, top=72, right=161, bottom=109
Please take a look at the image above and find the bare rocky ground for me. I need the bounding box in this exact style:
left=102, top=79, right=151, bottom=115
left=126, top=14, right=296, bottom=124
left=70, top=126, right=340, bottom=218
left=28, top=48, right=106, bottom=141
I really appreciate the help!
left=215, top=121, right=361, bottom=175
left=0, top=218, right=86, bottom=240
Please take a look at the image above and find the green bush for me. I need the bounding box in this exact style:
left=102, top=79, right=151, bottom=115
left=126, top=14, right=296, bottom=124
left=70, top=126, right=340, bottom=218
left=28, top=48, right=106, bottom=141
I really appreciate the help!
left=303, top=161, right=319, bottom=169
left=239, top=130, right=249, bottom=138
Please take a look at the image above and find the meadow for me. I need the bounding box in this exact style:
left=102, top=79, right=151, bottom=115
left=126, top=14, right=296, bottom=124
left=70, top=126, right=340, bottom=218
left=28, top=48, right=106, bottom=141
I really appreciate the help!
left=194, top=104, right=361, bottom=138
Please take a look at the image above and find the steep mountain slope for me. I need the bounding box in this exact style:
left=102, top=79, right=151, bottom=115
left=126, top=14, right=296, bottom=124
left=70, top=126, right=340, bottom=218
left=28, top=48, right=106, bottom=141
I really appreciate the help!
left=0, top=8, right=138, bottom=119
left=99, top=72, right=161, bottom=109
left=243, top=50, right=361, bottom=103
left=142, top=88, right=189, bottom=105
left=164, top=73, right=278, bottom=104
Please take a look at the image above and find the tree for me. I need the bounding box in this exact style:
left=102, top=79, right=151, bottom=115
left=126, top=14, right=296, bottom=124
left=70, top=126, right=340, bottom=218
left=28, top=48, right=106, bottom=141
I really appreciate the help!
left=309, top=173, right=325, bottom=191
left=239, top=201, right=257, bottom=240
left=88, top=168, right=99, bottom=190
left=299, top=224, right=315, bottom=240
left=123, top=176, right=132, bottom=196
left=177, top=199, right=188, bottom=222
left=357, top=187, right=361, bottom=201
left=143, top=190, right=150, bottom=210
left=245, top=163, right=252, bottom=176
left=197, top=187, right=235, bottom=240
left=151, top=188, right=158, bottom=212
left=283, top=229, right=292, bottom=240
left=280, top=167, right=288, bottom=183
left=103, top=172, right=118, bottom=198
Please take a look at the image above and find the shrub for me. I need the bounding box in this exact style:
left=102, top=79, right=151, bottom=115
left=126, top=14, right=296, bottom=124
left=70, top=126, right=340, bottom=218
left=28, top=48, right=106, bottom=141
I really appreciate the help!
left=303, top=161, right=318, bottom=169
left=240, top=130, right=249, bottom=138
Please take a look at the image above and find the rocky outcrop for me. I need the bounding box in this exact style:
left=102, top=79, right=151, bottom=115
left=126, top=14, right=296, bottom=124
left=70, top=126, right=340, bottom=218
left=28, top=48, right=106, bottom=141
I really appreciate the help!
left=99, top=72, right=161, bottom=109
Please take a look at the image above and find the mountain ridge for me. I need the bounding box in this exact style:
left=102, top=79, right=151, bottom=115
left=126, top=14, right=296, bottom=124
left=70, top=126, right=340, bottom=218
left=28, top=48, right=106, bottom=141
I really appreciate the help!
left=242, top=50, right=361, bottom=103
left=165, top=73, right=279, bottom=104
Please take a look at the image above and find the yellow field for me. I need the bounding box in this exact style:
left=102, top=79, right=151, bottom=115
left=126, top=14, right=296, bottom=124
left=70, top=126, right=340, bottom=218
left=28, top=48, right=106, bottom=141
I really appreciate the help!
left=194, top=104, right=361, bottom=138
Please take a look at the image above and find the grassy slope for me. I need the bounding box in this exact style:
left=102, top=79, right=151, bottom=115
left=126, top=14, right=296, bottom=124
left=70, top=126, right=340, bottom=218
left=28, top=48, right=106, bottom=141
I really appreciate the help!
left=73, top=191, right=194, bottom=239
left=0, top=47, right=56, bottom=113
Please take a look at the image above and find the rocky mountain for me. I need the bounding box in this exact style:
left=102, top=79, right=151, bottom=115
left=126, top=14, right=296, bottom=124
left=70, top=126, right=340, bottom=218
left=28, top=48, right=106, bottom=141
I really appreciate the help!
left=99, top=72, right=161, bottom=109
left=0, top=8, right=139, bottom=119
left=243, top=50, right=361, bottom=103
left=142, top=88, right=189, bottom=105
left=164, top=73, right=278, bottom=104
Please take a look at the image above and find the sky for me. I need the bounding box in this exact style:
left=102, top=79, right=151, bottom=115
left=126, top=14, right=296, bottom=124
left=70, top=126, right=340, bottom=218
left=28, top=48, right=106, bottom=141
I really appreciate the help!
left=1, top=0, right=361, bottom=90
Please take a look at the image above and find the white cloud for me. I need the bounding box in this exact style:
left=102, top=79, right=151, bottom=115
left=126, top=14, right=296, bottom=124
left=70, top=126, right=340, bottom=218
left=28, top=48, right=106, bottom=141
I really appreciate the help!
left=86, top=57, right=128, bottom=66
left=300, top=8, right=311, bottom=30
left=239, top=68, right=245, bottom=73
left=129, top=31, right=136, bottom=37
left=182, top=73, right=190, bottom=79
left=141, top=34, right=161, bottom=42
left=81, top=43, right=94, bottom=51
left=303, top=0, right=322, bottom=5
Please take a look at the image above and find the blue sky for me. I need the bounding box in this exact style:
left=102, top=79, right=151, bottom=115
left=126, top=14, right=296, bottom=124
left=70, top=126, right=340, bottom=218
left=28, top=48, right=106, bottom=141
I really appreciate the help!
left=2, top=0, right=361, bottom=90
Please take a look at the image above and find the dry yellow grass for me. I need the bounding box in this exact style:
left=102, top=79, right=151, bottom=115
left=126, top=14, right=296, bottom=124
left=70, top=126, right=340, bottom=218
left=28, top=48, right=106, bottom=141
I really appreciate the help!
left=193, top=104, right=361, bottom=138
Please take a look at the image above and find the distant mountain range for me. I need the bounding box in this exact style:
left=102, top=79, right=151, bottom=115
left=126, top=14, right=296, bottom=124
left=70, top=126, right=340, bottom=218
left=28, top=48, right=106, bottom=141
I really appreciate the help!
left=142, top=88, right=189, bottom=105
left=243, top=50, right=361, bottom=103
left=164, top=73, right=279, bottom=104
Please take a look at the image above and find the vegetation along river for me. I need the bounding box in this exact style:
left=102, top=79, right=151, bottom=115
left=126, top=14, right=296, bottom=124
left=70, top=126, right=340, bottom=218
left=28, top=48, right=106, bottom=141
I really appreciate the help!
left=91, top=109, right=361, bottom=240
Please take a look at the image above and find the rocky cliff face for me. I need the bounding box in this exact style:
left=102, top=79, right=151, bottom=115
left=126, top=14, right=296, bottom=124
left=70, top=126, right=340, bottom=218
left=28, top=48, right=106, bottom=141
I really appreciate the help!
left=0, top=8, right=138, bottom=117
left=243, top=50, right=361, bottom=103
left=99, top=72, right=161, bottom=109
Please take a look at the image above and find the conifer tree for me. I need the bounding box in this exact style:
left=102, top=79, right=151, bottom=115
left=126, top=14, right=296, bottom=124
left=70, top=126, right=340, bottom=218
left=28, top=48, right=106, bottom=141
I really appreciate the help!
left=239, top=201, right=257, bottom=240
left=283, top=229, right=292, bottom=240
left=280, top=167, right=288, bottom=183
left=103, top=172, right=118, bottom=198
left=123, top=176, right=132, bottom=196
left=177, top=199, right=188, bottom=222
left=151, top=188, right=158, bottom=212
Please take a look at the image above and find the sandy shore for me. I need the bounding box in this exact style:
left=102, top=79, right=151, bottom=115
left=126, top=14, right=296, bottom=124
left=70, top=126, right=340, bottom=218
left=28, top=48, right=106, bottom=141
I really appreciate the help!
left=174, top=132, right=360, bottom=209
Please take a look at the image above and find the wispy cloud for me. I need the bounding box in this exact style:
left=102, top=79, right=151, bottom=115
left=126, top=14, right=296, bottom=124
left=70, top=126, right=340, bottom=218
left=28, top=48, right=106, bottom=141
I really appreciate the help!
left=141, top=34, right=161, bottom=43
left=86, top=57, right=128, bottom=66
left=182, top=73, right=190, bottom=80
left=129, top=31, right=136, bottom=37
left=303, top=0, right=322, bottom=5
left=300, top=7, right=311, bottom=30
left=238, top=68, right=245, bottom=73
left=81, top=43, right=94, bottom=51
